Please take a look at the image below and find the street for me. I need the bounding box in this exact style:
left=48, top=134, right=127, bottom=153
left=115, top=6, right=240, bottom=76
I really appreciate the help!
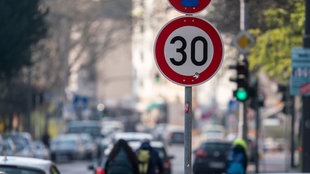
left=57, top=147, right=298, bottom=174
left=57, top=145, right=185, bottom=174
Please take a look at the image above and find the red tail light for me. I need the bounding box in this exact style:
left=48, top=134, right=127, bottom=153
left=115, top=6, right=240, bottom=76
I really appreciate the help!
left=164, top=160, right=171, bottom=169
left=196, top=149, right=207, bottom=158
left=298, top=146, right=302, bottom=152
left=96, top=167, right=105, bottom=174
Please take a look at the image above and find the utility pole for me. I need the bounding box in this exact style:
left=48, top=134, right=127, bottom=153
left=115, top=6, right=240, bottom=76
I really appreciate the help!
left=302, top=0, right=310, bottom=172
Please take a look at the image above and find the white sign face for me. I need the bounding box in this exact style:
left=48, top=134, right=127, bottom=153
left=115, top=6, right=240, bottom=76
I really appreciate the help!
left=164, top=26, right=214, bottom=76
left=154, top=16, right=223, bottom=86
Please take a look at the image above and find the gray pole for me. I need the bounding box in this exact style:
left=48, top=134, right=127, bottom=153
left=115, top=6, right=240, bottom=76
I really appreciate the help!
left=240, top=0, right=249, bottom=141
left=290, top=96, right=296, bottom=168
left=302, top=0, right=310, bottom=172
left=184, top=86, right=192, bottom=174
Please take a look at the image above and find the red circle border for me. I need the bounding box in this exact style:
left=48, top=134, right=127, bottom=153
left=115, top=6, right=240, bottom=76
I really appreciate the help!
left=154, top=16, right=224, bottom=86
left=168, top=0, right=211, bottom=14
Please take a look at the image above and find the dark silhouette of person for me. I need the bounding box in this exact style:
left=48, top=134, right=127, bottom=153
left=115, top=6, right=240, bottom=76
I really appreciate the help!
left=137, top=139, right=164, bottom=174
left=41, top=132, right=50, bottom=148
left=105, top=139, right=139, bottom=174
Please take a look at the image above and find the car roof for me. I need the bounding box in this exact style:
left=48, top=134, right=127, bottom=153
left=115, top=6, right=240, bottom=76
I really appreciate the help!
left=0, top=156, right=53, bottom=172
left=113, top=132, right=153, bottom=141
left=129, top=140, right=165, bottom=150
left=52, top=133, right=81, bottom=141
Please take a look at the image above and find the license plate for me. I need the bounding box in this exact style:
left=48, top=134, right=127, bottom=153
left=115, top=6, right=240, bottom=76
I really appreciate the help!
left=209, top=162, right=225, bottom=168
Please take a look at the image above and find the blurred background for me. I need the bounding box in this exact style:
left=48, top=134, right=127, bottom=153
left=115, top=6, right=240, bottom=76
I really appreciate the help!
left=0, top=0, right=306, bottom=173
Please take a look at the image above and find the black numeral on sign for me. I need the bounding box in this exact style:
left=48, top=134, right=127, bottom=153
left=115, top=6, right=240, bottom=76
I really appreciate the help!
left=169, top=36, right=208, bottom=66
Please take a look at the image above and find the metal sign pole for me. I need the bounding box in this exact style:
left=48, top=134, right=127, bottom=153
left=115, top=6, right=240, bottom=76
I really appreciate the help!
left=302, top=0, right=310, bottom=172
left=184, top=86, right=192, bottom=174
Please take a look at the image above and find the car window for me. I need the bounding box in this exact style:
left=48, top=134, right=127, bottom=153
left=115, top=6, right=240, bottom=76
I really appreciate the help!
left=0, top=166, right=45, bottom=174
left=201, top=142, right=231, bottom=151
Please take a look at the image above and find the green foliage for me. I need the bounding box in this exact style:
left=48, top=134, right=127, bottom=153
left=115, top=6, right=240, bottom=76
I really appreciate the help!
left=249, top=0, right=304, bottom=84
left=0, top=0, right=48, bottom=81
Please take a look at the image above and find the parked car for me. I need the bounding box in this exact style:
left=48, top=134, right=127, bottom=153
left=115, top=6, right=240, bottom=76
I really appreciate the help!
left=50, top=133, right=86, bottom=162
left=2, top=132, right=35, bottom=157
left=33, top=140, right=50, bottom=160
left=66, top=120, right=102, bottom=140
left=88, top=140, right=174, bottom=174
left=193, top=140, right=232, bottom=174
left=0, top=156, right=61, bottom=174
left=2, top=137, right=17, bottom=156
left=80, top=133, right=98, bottom=160
left=163, top=127, right=184, bottom=145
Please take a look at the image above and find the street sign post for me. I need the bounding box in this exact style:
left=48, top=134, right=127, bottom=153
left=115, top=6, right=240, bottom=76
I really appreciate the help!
left=155, top=2, right=222, bottom=174
left=168, top=0, right=211, bottom=14
left=154, top=16, right=223, bottom=86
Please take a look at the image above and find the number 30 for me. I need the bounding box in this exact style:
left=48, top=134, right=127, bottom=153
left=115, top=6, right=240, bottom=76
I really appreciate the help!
left=170, top=36, right=208, bottom=66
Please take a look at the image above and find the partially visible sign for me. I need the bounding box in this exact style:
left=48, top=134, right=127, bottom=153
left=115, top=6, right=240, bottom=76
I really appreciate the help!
left=290, top=47, right=310, bottom=95
left=231, top=30, right=255, bottom=54
left=300, top=82, right=310, bottom=95
left=168, top=0, right=211, bottom=14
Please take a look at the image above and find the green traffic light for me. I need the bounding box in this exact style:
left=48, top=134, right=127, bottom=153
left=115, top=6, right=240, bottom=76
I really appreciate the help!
left=235, top=89, right=248, bottom=101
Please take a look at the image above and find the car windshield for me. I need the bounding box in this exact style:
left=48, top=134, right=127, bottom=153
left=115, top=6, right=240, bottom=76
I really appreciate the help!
left=9, top=137, right=29, bottom=151
left=52, top=139, right=76, bottom=148
left=67, top=126, right=101, bottom=138
left=201, top=142, right=231, bottom=151
left=0, top=166, right=45, bottom=174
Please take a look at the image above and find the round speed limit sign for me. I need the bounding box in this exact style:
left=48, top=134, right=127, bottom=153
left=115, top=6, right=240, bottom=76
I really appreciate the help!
left=154, top=16, right=223, bottom=86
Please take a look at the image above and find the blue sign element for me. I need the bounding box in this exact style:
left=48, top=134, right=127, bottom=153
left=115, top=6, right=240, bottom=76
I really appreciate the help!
left=73, top=94, right=89, bottom=110
left=181, top=0, right=200, bottom=7
left=290, top=47, right=310, bottom=95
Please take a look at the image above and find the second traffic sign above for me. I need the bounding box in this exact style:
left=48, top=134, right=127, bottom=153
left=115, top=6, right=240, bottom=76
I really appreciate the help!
left=168, top=0, right=211, bottom=14
left=154, top=16, right=224, bottom=86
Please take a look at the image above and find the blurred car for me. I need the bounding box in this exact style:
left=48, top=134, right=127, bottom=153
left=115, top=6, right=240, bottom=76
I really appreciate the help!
left=33, top=140, right=50, bottom=160
left=100, top=120, right=124, bottom=136
left=88, top=140, right=174, bottom=174
left=50, top=133, right=86, bottom=162
left=193, top=140, right=232, bottom=174
left=163, top=127, right=184, bottom=145
left=112, top=132, right=154, bottom=143
left=200, top=124, right=226, bottom=141
left=66, top=120, right=102, bottom=144
left=80, top=133, right=98, bottom=160
left=0, top=156, right=61, bottom=174
left=2, top=132, right=35, bottom=157
left=263, top=137, right=279, bottom=152
left=152, top=123, right=168, bottom=141
left=2, top=137, right=17, bottom=156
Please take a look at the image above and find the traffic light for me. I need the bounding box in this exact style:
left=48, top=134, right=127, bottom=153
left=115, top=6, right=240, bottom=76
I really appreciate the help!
left=229, top=59, right=249, bottom=102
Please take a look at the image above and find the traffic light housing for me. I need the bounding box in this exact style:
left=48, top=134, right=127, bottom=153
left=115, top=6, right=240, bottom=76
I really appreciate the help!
left=229, top=59, right=249, bottom=102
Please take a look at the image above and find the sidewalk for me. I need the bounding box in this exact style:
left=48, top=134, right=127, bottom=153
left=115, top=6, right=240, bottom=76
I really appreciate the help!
left=247, top=151, right=300, bottom=173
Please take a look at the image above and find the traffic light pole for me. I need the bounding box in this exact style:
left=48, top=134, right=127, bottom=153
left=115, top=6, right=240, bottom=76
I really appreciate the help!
left=239, top=0, right=249, bottom=142
left=302, top=0, right=310, bottom=172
